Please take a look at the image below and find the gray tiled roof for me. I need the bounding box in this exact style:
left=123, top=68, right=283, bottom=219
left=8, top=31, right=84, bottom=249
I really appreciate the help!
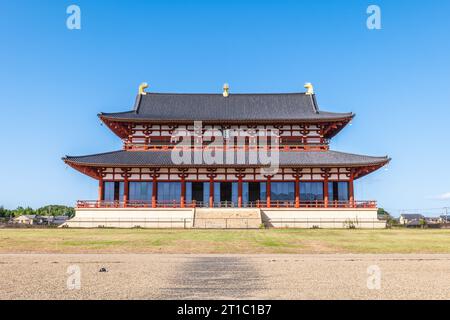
left=100, top=93, right=353, bottom=121
left=64, top=150, right=389, bottom=167
left=400, top=214, right=424, bottom=219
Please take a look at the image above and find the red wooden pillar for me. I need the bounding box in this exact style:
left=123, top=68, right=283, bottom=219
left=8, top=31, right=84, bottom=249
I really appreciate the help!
left=98, top=178, right=104, bottom=201
left=209, top=177, right=214, bottom=207
left=180, top=176, right=186, bottom=208
left=238, top=176, right=243, bottom=208
left=295, top=176, right=300, bottom=208
left=152, top=176, right=157, bottom=208
left=324, top=175, right=329, bottom=208
left=266, top=176, right=271, bottom=208
left=123, top=177, right=129, bottom=207
left=349, top=171, right=355, bottom=207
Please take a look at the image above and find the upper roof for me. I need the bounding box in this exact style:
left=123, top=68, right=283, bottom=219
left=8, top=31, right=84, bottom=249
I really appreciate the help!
left=64, top=150, right=389, bottom=168
left=100, top=93, right=354, bottom=122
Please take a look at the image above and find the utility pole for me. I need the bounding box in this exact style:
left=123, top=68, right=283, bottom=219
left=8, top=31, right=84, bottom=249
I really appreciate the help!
left=445, top=207, right=449, bottom=224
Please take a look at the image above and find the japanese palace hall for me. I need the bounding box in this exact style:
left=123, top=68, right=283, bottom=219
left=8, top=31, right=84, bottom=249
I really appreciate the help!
left=62, top=83, right=390, bottom=228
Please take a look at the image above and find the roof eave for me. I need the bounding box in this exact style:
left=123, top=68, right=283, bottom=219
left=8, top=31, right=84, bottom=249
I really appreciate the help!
left=98, top=114, right=355, bottom=124
left=63, top=158, right=390, bottom=169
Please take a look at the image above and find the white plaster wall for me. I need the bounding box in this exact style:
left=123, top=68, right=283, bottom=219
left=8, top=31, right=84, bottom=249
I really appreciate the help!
left=262, top=208, right=378, bottom=219
left=75, top=208, right=194, bottom=219
left=65, top=208, right=195, bottom=228
left=64, top=208, right=384, bottom=229
left=261, top=208, right=385, bottom=229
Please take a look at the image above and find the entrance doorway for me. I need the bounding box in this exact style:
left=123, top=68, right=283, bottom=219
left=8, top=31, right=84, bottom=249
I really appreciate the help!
left=213, top=182, right=238, bottom=206
left=248, top=182, right=261, bottom=203
left=220, top=182, right=232, bottom=202
left=191, top=182, right=204, bottom=204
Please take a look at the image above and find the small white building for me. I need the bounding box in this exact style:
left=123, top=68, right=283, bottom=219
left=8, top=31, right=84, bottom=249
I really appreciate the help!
left=399, top=214, right=424, bottom=225
left=14, top=215, right=36, bottom=225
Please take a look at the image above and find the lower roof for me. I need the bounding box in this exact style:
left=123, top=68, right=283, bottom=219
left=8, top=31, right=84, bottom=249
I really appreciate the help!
left=63, top=150, right=389, bottom=168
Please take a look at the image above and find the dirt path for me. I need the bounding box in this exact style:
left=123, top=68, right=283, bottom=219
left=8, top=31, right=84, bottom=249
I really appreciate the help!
left=1, top=254, right=450, bottom=299
left=158, top=256, right=264, bottom=299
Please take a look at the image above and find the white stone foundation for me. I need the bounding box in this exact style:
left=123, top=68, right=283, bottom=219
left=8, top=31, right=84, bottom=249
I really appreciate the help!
left=63, top=208, right=195, bottom=228
left=62, top=207, right=385, bottom=229
left=261, top=208, right=385, bottom=229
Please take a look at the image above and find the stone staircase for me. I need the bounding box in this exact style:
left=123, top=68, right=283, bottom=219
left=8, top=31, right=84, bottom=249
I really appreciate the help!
left=193, top=208, right=262, bottom=229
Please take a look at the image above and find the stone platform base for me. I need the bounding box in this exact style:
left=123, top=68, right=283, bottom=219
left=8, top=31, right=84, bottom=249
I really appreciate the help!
left=261, top=208, right=386, bottom=229
left=62, top=208, right=194, bottom=228
left=62, top=207, right=386, bottom=229
left=193, top=208, right=262, bottom=229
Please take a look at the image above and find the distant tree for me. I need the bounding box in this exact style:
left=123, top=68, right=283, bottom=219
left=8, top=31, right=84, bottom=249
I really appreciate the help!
left=0, top=206, right=11, bottom=218
left=11, top=206, right=35, bottom=217
left=419, top=218, right=427, bottom=229
left=35, top=205, right=75, bottom=218
left=377, top=208, right=397, bottom=227
left=377, top=208, right=391, bottom=220
left=1, top=205, right=75, bottom=218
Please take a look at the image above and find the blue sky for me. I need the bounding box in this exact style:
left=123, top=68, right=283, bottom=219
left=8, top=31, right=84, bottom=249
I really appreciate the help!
left=0, top=0, right=449, bottom=216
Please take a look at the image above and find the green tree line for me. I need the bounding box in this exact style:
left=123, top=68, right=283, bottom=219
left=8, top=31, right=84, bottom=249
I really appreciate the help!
left=0, top=205, right=75, bottom=218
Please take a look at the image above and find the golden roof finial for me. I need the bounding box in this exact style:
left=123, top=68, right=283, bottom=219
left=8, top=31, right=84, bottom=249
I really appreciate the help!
left=223, top=83, right=229, bottom=97
left=139, top=82, right=149, bottom=95
left=304, top=82, right=314, bottom=95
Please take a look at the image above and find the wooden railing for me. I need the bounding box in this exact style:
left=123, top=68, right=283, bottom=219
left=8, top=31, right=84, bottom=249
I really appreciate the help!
left=76, top=200, right=377, bottom=209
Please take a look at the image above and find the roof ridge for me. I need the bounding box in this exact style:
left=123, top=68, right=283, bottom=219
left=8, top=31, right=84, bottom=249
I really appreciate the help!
left=311, top=94, right=320, bottom=113
left=141, top=92, right=308, bottom=96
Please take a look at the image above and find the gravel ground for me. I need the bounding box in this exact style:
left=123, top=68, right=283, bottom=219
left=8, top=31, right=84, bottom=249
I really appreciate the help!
left=1, top=254, right=449, bottom=300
